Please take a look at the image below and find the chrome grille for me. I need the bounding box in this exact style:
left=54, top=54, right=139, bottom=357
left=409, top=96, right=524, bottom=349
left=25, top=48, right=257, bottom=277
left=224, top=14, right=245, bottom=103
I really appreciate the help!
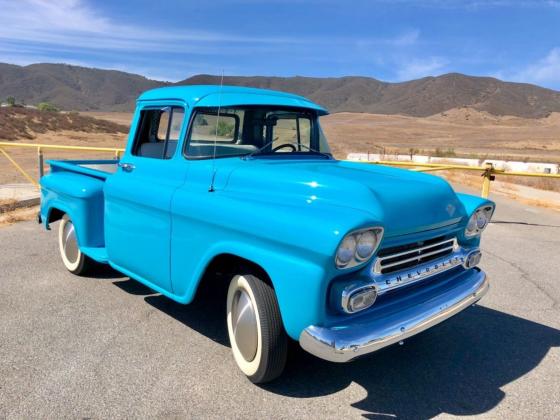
left=374, top=236, right=456, bottom=275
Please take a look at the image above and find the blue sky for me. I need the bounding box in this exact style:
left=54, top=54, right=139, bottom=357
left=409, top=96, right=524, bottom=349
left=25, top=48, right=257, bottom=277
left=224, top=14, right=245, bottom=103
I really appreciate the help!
left=1, top=0, right=560, bottom=89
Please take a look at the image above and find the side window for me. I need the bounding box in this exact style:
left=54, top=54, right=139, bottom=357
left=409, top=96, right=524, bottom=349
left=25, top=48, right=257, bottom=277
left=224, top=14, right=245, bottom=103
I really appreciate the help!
left=186, top=109, right=243, bottom=158
left=190, top=113, right=239, bottom=143
left=133, top=107, right=184, bottom=159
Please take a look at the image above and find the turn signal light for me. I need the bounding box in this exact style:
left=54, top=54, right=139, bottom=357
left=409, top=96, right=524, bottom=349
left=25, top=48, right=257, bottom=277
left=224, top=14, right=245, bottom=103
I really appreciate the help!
left=346, top=286, right=377, bottom=313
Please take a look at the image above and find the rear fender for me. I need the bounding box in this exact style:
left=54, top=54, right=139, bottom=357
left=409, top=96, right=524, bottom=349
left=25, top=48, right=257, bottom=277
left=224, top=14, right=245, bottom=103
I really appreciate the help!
left=40, top=172, right=105, bottom=248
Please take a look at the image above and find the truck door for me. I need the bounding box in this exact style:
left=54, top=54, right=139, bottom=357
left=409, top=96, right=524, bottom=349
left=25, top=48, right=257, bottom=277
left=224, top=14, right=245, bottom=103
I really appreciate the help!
left=104, top=104, right=188, bottom=292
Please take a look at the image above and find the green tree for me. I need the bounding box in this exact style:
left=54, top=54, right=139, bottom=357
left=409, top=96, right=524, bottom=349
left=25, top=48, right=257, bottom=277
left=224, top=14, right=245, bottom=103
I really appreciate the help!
left=216, top=120, right=234, bottom=137
left=37, top=102, right=59, bottom=112
left=6, top=96, right=15, bottom=106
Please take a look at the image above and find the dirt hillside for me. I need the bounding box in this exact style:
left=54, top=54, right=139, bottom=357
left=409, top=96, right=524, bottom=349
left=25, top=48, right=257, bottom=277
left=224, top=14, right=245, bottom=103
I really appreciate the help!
left=0, top=107, right=128, bottom=141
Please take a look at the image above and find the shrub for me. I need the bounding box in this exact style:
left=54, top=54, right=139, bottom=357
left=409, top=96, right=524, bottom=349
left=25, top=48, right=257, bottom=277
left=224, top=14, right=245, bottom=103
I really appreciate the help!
left=37, top=102, right=59, bottom=112
left=434, top=147, right=456, bottom=157
left=217, top=120, right=234, bottom=137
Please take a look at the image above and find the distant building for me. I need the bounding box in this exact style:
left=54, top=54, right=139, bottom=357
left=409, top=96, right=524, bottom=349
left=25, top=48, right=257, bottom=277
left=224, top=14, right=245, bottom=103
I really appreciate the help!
left=347, top=153, right=560, bottom=175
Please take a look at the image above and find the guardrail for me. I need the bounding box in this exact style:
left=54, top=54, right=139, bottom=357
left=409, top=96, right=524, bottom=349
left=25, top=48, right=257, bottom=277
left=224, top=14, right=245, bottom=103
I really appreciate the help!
left=360, top=160, right=560, bottom=198
left=0, top=142, right=124, bottom=188
left=1, top=141, right=558, bottom=198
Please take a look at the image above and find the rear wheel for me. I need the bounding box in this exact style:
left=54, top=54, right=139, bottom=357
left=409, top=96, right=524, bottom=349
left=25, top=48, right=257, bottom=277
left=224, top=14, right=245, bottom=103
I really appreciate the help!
left=226, top=273, right=288, bottom=383
left=58, top=214, right=94, bottom=275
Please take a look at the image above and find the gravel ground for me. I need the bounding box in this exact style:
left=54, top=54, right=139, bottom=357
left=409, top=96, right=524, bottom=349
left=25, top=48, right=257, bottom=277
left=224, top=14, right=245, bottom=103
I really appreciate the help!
left=1, top=192, right=559, bottom=419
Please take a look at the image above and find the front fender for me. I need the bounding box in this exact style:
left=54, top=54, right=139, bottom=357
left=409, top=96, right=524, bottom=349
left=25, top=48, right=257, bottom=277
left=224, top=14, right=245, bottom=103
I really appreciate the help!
left=173, top=240, right=328, bottom=340
left=170, top=187, right=375, bottom=339
left=456, top=192, right=494, bottom=215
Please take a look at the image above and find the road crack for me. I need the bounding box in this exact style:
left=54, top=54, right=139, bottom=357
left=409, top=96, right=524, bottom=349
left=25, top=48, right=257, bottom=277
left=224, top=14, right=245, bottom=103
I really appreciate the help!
left=485, top=249, right=559, bottom=311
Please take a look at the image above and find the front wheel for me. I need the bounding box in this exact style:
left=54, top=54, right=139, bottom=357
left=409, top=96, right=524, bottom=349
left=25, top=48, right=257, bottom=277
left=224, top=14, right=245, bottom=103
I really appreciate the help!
left=226, top=273, right=288, bottom=383
left=58, top=215, right=94, bottom=275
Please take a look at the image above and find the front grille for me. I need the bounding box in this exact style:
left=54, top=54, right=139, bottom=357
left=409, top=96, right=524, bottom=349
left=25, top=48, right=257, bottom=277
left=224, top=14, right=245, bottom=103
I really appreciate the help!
left=374, top=236, right=456, bottom=274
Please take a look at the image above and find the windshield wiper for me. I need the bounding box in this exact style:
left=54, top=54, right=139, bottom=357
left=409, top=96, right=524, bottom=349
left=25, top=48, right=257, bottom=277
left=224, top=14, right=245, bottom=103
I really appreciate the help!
left=242, top=141, right=332, bottom=160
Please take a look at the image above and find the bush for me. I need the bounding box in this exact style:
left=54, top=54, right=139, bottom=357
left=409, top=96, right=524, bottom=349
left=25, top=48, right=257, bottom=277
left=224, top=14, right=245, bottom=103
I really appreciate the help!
left=434, top=147, right=456, bottom=157
left=6, top=96, right=15, bottom=106
left=37, top=102, right=59, bottom=112
left=216, top=120, right=234, bottom=137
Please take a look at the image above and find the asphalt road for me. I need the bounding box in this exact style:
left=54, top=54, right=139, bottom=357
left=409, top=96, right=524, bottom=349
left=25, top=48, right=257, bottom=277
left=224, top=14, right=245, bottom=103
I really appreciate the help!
left=1, top=193, right=559, bottom=419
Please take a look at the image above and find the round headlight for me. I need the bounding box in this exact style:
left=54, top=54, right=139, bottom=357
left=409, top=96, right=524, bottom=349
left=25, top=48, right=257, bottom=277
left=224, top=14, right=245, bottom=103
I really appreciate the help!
left=465, top=205, right=494, bottom=237
left=356, top=230, right=378, bottom=260
left=336, top=235, right=357, bottom=266
left=335, top=227, right=384, bottom=269
left=476, top=211, right=489, bottom=229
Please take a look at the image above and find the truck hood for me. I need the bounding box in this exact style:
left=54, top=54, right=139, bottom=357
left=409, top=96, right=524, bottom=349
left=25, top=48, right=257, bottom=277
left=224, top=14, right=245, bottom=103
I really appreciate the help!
left=223, top=159, right=466, bottom=237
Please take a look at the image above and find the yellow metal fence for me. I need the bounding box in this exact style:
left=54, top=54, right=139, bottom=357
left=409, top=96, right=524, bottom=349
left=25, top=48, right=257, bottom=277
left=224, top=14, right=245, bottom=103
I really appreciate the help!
left=0, top=142, right=124, bottom=188
left=0, top=141, right=559, bottom=198
left=362, top=160, right=560, bottom=198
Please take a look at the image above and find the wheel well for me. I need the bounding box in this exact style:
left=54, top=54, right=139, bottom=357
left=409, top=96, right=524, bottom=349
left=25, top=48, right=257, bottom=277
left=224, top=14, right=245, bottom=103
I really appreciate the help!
left=195, top=253, right=272, bottom=299
left=47, top=207, right=65, bottom=224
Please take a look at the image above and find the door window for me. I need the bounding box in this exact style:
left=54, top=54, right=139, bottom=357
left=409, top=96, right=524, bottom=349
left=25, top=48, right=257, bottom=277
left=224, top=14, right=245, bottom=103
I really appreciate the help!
left=133, top=107, right=184, bottom=159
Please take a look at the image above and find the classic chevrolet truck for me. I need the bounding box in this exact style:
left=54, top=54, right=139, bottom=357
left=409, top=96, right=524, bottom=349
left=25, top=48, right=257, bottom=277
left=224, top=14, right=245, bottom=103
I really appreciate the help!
left=39, top=85, right=494, bottom=383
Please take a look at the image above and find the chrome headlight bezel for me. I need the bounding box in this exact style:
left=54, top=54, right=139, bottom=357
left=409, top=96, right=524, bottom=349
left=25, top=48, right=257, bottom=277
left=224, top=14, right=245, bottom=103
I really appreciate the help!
left=335, top=227, right=384, bottom=269
left=465, top=205, right=494, bottom=238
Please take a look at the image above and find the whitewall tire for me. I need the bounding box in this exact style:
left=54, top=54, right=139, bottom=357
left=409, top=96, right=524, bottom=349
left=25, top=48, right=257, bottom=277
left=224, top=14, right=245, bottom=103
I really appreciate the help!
left=58, top=215, right=93, bottom=275
left=227, top=273, right=287, bottom=383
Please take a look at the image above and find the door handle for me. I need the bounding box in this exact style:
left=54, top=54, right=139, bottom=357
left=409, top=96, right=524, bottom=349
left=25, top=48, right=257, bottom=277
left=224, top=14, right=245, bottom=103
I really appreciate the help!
left=118, top=162, right=135, bottom=173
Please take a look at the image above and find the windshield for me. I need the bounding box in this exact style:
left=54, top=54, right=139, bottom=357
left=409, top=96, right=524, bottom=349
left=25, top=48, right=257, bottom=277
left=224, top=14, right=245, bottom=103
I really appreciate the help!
left=185, top=106, right=332, bottom=159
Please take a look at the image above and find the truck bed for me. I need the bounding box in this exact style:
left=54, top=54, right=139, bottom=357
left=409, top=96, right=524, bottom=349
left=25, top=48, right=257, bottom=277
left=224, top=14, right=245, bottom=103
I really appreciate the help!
left=47, top=159, right=119, bottom=179
left=40, top=159, right=118, bottom=263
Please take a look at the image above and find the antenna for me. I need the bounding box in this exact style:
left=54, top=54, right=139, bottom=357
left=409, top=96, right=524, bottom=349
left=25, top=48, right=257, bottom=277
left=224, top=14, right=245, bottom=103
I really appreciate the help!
left=209, top=70, right=224, bottom=193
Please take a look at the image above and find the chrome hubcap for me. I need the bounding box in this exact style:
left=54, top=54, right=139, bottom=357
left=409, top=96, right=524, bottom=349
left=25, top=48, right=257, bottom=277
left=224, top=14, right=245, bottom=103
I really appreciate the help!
left=231, top=288, right=258, bottom=362
left=62, top=220, right=79, bottom=263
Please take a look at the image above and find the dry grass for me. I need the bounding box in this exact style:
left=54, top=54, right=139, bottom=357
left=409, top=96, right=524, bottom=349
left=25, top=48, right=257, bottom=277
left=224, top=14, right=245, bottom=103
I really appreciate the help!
left=79, top=112, right=133, bottom=126
left=1, top=108, right=559, bottom=207
left=437, top=170, right=560, bottom=211
left=0, top=198, right=17, bottom=205
left=496, top=175, right=559, bottom=192
left=0, top=107, right=129, bottom=141
left=0, top=206, right=38, bottom=227
left=322, top=108, right=560, bottom=163
left=0, top=129, right=127, bottom=184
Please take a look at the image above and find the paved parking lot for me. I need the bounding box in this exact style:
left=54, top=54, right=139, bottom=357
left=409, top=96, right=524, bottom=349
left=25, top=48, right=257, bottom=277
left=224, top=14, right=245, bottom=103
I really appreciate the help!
left=1, top=193, right=559, bottom=418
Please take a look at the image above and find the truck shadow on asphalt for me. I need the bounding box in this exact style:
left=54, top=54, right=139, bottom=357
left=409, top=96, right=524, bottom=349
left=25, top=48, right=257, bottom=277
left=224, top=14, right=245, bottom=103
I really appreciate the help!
left=267, top=306, right=560, bottom=418
left=114, top=278, right=560, bottom=418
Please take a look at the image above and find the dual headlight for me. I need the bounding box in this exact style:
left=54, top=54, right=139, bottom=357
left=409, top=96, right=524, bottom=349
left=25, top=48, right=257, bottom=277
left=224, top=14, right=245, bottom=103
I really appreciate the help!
left=335, top=227, right=384, bottom=269
left=465, top=205, right=494, bottom=238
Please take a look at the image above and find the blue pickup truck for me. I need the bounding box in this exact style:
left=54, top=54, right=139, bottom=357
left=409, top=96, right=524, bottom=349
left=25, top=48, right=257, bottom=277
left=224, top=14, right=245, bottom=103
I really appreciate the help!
left=39, top=85, right=493, bottom=383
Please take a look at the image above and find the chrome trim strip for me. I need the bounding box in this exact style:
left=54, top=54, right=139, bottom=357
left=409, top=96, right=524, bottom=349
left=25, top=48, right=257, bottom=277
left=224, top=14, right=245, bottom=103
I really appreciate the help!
left=377, top=254, right=465, bottom=294
left=300, top=269, right=489, bottom=363
left=369, top=246, right=478, bottom=296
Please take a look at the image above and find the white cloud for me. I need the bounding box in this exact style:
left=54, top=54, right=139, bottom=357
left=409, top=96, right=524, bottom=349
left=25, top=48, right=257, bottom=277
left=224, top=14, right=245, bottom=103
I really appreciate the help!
left=511, top=48, right=560, bottom=86
left=355, top=29, right=420, bottom=49
left=395, top=56, right=448, bottom=80
left=0, top=0, right=305, bottom=54
left=390, top=29, right=420, bottom=46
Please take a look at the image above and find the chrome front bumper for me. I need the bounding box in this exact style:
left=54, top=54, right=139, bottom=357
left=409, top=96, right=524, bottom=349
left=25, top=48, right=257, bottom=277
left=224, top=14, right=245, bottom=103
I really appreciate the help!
left=299, top=268, right=489, bottom=363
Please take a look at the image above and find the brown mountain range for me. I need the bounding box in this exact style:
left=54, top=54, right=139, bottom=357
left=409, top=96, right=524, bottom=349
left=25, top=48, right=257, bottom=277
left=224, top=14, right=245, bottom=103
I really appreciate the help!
left=1, top=63, right=560, bottom=118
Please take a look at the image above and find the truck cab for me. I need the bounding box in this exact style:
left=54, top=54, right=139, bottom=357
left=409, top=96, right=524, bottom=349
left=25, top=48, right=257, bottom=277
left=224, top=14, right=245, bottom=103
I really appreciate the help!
left=40, top=85, right=494, bottom=383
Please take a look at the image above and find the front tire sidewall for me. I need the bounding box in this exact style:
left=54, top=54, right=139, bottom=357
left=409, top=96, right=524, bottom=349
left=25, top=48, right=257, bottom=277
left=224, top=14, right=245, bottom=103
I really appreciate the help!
left=58, top=215, right=86, bottom=274
left=227, top=275, right=263, bottom=378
